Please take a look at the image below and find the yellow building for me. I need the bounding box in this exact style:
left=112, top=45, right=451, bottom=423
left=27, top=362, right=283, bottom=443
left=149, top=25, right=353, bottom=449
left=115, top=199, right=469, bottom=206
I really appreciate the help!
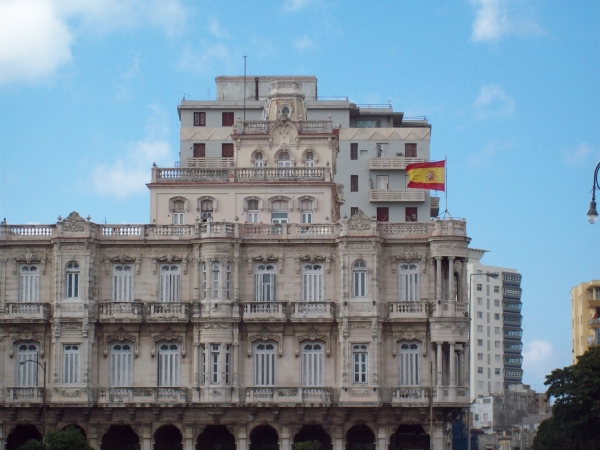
left=571, top=280, right=600, bottom=363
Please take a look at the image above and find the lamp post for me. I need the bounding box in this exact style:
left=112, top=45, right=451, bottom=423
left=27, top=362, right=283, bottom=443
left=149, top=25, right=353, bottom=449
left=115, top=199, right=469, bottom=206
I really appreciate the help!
left=20, top=359, right=46, bottom=445
left=467, top=271, right=499, bottom=450
left=587, top=162, right=600, bottom=224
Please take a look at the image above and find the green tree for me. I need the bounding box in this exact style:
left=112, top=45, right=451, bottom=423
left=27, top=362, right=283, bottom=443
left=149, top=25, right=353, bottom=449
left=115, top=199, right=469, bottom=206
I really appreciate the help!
left=292, top=441, right=320, bottom=450
left=532, top=347, right=600, bottom=450
left=20, top=427, right=92, bottom=450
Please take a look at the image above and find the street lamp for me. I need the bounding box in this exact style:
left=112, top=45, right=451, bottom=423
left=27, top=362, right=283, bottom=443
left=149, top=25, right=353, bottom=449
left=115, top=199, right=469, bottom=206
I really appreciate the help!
left=20, top=359, right=46, bottom=444
left=587, top=162, right=600, bottom=224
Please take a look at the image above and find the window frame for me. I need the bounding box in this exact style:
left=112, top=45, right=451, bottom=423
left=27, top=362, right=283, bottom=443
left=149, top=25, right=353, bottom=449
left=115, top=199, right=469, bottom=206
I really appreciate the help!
left=352, top=260, right=367, bottom=298
left=350, top=175, right=359, bottom=192
left=222, top=112, right=234, bottom=126
left=157, top=342, right=180, bottom=387
left=193, top=143, right=206, bottom=157
left=350, top=143, right=358, bottom=160
left=110, top=342, right=133, bottom=387
left=398, top=341, right=420, bottom=386
left=194, top=112, right=206, bottom=127
left=352, top=343, right=369, bottom=384
left=66, top=261, right=80, bottom=299
left=201, top=200, right=214, bottom=223
left=302, top=341, right=324, bottom=386
left=113, top=264, right=134, bottom=302
left=398, top=262, right=419, bottom=301
left=254, top=342, right=276, bottom=386
left=63, top=344, right=80, bottom=384
left=19, top=264, right=40, bottom=303
left=16, top=342, right=39, bottom=386
left=302, top=263, right=324, bottom=302
left=255, top=264, right=277, bottom=302
left=159, top=264, right=181, bottom=303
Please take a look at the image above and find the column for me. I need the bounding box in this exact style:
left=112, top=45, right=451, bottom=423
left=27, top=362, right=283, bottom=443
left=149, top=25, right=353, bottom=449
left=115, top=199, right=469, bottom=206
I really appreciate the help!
left=436, top=342, right=443, bottom=390
left=435, top=257, right=442, bottom=301
left=237, top=424, right=248, bottom=450
left=232, top=323, right=240, bottom=402
left=142, top=423, right=152, bottom=450
left=377, top=425, right=386, bottom=450
left=280, top=423, right=291, bottom=450
left=184, top=423, right=194, bottom=450
left=88, top=423, right=98, bottom=450
left=457, top=347, right=464, bottom=386
left=448, top=257, right=455, bottom=302
left=464, top=343, right=470, bottom=387
left=449, top=342, right=456, bottom=389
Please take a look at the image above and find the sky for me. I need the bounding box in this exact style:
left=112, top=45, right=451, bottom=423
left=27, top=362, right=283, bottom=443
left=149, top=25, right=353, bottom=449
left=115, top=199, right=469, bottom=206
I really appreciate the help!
left=0, top=0, right=599, bottom=392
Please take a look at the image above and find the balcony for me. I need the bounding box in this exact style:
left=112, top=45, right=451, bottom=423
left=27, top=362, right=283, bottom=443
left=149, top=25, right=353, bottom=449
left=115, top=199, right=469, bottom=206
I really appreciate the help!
left=243, top=223, right=336, bottom=239
left=4, top=303, right=49, bottom=321
left=151, top=167, right=331, bottom=183
left=290, top=302, right=335, bottom=321
left=432, top=301, right=468, bottom=318
left=391, top=387, right=430, bottom=405
left=434, top=386, right=469, bottom=405
left=5, top=387, right=44, bottom=403
left=242, top=302, right=286, bottom=321
left=588, top=318, right=600, bottom=327
left=369, top=189, right=426, bottom=202
left=198, top=301, right=237, bottom=319
left=245, top=387, right=332, bottom=406
left=186, top=157, right=233, bottom=168
left=369, top=157, right=424, bottom=170
left=388, top=301, right=429, bottom=319
left=147, top=302, right=190, bottom=322
left=97, top=387, right=187, bottom=404
left=98, top=302, right=143, bottom=322
left=235, top=120, right=333, bottom=135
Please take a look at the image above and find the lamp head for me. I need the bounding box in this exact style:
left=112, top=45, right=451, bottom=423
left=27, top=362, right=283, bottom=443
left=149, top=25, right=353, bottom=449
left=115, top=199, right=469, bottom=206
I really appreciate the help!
left=587, top=199, right=598, bottom=225
left=486, top=272, right=500, bottom=279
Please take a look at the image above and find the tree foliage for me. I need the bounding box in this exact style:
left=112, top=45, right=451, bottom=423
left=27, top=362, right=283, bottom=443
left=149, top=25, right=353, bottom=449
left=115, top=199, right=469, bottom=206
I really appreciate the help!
left=20, top=427, right=92, bottom=450
left=532, top=347, right=600, bottom=450
left=292, top=441, right=321, bottom=450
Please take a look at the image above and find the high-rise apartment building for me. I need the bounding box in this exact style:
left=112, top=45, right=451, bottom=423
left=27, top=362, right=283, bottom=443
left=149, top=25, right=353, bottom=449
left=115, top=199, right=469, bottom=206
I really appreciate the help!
left=0, top=76, right=469, bottom=450
left=467, top=249, right=524, bottom=400
left=571, top=280, right=600, bottom=362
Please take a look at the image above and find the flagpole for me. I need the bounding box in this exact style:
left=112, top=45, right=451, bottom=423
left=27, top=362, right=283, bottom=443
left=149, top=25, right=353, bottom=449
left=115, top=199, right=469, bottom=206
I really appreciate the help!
left=445, top=156, right=448, bottom=217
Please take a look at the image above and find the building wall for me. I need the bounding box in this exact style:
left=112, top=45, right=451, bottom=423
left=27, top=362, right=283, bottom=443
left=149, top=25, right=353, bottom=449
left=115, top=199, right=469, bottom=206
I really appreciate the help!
left=571, top=280, right=600, bottom=363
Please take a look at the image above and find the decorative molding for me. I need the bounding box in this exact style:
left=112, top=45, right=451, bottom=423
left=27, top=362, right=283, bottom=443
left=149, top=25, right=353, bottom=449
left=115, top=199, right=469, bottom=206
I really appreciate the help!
left=10, top=329, right=45, bottom=357
left=62, top=211, right=86, bottom=232
left=200, top=323, right=232, bottom=330
left=103, top=328, right=139, bottom=357
left=152, top=327, right=186, bottom=357
left=348, top=209, right=373, bottom=230
left=392, top=326, right=427, bottom=356
left=294, top=327, right=331, bottom=356
left=247, top=327, right=283, bottom=357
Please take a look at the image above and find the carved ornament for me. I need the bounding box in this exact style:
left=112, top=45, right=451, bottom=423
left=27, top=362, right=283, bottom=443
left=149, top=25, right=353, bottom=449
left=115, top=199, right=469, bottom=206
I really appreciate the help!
left=10, top=329, right=45, bottom=357
left=103, top=327, right=139, bottom=357
left=247, top=327, right=283, bottom=357
left=294, top=327, right=331, bottom=356
left=348, top=209, right=373, bottom=230
left=392, top=326, right=427, bottom=356
left=152, top=327, right=186, bottom=357
left=62, top=211, right=86, bottom=232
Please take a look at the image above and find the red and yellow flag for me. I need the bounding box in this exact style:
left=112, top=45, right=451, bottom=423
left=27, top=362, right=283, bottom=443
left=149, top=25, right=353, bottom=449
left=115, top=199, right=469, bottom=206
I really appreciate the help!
left=405, top=160, right=445, bottom=191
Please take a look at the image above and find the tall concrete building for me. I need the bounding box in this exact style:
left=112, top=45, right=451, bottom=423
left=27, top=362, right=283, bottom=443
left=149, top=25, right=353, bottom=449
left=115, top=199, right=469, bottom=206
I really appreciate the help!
left=0, top=76, right=469, bottom=450
left=467, top=249, right=524, bottom=400
left=571, top=280, right=600, bottom=362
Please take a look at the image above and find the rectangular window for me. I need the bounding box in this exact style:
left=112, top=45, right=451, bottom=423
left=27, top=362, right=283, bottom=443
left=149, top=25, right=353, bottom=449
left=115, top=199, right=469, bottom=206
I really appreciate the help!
left=254, top=342, right=276, bottom=386
left=376, top=175, right=388, bottom=190
left=210, top=344, right=220, bottom=384
left=159, top=264, right=180, bottom=302
left=113, top=264, right=134, bottom=302
left=495, top=327, right=500, bottom=335
left=19, top=265, right=39, bottom=303
left=302, top=342, right=324, bottom=386
left=350, top=143, right=358, bottom=160
left=271, top=212, right=288, bottom=224
left=301, top=211, right=313, bottom=224
left=352, top=344, right=368, bottom=384
left=222, top=112, right=234, bottom=126
left=303, top=263, right=324, bottom=302
left=494, top=286, right=500, bottom=293
left=494, top=299, right=500, bottom=307
left=477, top=339, right=483, bottom=346
left=110, top=343, right=133, bottom=387
left=194, top=112, right=206, bottom=126
left=476, top=284, right=482, bottom=291
left=255, top=264, right=276, bottom=302
left=350, top=175, right=358, bottom=192
left=376, top=207, right=389, bottom=222
left=495, top=368, right=501, bottom=375
left=16, top=343, right=39, bottom=386
left=477, top=353, right=483, bottom=360
left=350, top=207, right=359, bottom=217
left=193, top=143, right=206, bottom=157
left=398, top=342, right=420, bottom=386
left=405, top=143, right=417, bottom=157
left=66, top=262, right=80, bottom=298
left=63, top=344, right=80, bottom=384
left=158, top=343, right=180, bottom=387
left=477, top=325, right=483, bottom=333
left=494, top=313, right=500, bottom=320
left=405, top=207, right=418, bottom=222
left=376, top=143, right=389, bottom=157
left=225, top=345, right=231, bottom=385
left=222, top=143, right=234, bottom=157
left=477, top=298, right=483, bottom=305
left=173, top=212, right=184, bottom=225
left=212, top=263, right=220, bottom=299
left=495, top=341, right=501, bottom=348
left=477, top=312, right=483, bottom=319
left=478, top=367, right=483, bottom=374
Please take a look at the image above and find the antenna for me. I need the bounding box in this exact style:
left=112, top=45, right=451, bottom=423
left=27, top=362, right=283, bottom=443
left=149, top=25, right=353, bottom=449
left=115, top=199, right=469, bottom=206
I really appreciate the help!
left=178, top=90, right=191, bottom=101
left=207, top=89, right=210, bottom=100
left=243, top=55, right=247, bottom=122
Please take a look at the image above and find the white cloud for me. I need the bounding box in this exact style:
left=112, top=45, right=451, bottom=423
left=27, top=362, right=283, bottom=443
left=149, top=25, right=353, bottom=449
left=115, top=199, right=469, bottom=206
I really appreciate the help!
left=294, top=36, right=314, bottom=52
left=0, top=0, right=72, bottom=84
left=209, top=18, right=228, bottom=38
left=178, top=44, right=236, bottom=75
left=92, top=106, right=174, bottom=199
left=0, top=0, right=186, bottom=85
left=283, top=0, right=315, bottom=12
left=565, top=142, right=594, bottom=167
left=467, top=139, right=502, bottom=167
left=474, top=83, right=515, bottom=118
left=470, top=0, right=544, bottom=42
left=522, top=339, right=562, bottom=389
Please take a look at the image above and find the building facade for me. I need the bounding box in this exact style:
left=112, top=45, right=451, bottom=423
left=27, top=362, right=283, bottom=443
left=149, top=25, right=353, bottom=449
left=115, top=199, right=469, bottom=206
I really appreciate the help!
left=570, top=280, right=600, bottom=362
left=0, top=77, right=470, bottom=450
left=467, top=250, right=523, bottom=400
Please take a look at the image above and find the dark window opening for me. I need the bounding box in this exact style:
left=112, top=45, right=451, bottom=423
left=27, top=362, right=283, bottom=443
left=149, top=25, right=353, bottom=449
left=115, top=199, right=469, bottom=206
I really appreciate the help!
left=350, top=143, right=358, bottom=160
left=350, top=175, right=358, bottom=192
left=406, top=207, right=418, bottom=222
left=377, top=207, right=389, bottom=222
left=405, top=143, right=417, bottom=158
left=222, top=112, right=234, bottom=126
left=222, top=144, right=234, bottom=158
left=193, top=143, right=206, bottom=158
left=194, top=112, right=206, bottom=127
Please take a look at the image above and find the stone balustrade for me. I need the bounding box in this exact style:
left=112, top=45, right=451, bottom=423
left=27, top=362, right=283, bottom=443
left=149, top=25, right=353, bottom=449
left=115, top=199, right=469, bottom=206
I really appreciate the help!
left=98, top=302, right=143, bottom=322
left=242, top=302, right=287, bottom=321
left=235, top=120, right=333, bottom=135
left=369, top=157, right=424, bottom=170
left=245, top=387, right=332, bottom=405
left=5, top=303, right=49, bottom=320
left=151, top=166, right=331, bottom=183
left=391, top=386, right=430, bottom=405
left=290, top=302, right=335, bottom=321
left=97, top=387, right=187, bottom=404
left=388, top=301, right=429, bottom=319
left=432, top=301, right=468, bottom=318
left=147, top=302, right=190, bottom=321
left=5, top=387, right=45, bottom=403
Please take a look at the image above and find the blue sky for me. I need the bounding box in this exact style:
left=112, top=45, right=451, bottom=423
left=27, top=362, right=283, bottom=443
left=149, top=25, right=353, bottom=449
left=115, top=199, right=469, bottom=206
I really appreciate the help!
left=1, top=0, right=598, bottom=391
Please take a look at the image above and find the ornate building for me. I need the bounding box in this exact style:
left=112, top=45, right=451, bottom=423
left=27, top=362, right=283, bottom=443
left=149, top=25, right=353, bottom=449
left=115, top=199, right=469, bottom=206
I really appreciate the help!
left=0, top=78, right=471, bottom=450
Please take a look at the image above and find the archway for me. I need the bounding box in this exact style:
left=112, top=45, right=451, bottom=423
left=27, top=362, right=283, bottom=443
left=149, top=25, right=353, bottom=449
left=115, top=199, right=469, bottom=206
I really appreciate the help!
left=197, top=425, right=236, bottom=450
left=155, top=424, right=183, bottom=450
left=345, top=425, right=375, bottom=450
left=389, top=425, right=429, bottom=450
left=7, top=424, right=42, bottom=450
left=62, top=424, right=87, bottom=441
left=249, top=425, right=279, bottom=450
left=293, top=425, right=332, bottom=450
left=101, top=424, right=140, bottom=450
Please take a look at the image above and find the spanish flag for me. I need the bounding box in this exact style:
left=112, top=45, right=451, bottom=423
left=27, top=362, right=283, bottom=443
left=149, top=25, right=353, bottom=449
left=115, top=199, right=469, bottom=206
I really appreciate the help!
left=406, top=160, right=445, bottom=191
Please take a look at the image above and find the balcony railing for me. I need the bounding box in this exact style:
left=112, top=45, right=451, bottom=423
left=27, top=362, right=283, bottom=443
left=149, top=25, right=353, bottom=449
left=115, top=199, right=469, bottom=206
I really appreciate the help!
left=186, top=157, right=233, bottom=168
left=242, top=223, right=336, bottom=238
left=370, top=189, right=426, bottom=202
left=290, top=302, right=335, bottom=321
left=245, top=387, right=332, bottom=405
left=369, top=157, right=424, bottom=170
left=98, top=302, right=143, bottom=322
left=392, top=387, right=430, bottom=404
left=6, top=387, right=44, bottom=403
left=587, top=318, right=600, bottom=327
left=151, top=166, right=331, bottom=183
left=98, top=387, right=187, bottom=404
left=242, top=302, right=286, bottom=321
left=432, top=301, right=468, bottom=318
left=236, top=120, right=333, bottom=135
left=388, top=301, right=429, bottom=319
left=147, top=302, right=190, bottom=321
left=5, top=303, right=49, bottom=320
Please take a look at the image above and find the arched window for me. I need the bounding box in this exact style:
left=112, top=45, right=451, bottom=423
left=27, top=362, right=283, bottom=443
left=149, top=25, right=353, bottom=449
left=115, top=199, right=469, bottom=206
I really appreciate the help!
left=271, top=200, right=289, bottom=224
left=111, top=343, right=133, bottom=386
left=159, top=264, right=180, bottom=302
left=201, top=200, right=213, bottom=222
left=300, top=198, right=313, bottom=224
left=305, top=151, right=315, bottom=167
left=66, top=262, right=79, bottom=298
left=172, top=199, right=185, bottom=225
left=255, top=264, right=276, bottom=302
left=254, top=152, right=264, bottom=167
left=63, top=344, right=80, bottom=384
left=352, top=260, right=367, bottom=297
left=247, top=199, right=259, bottom=223
left=158, top=343, right=180, bottom=387
left=302, top=342, right=324, bottom=386
left=202, top=261, right=231, bottom=300
left=277, top=152, right=291, bottom=167
left=16, top=343, right=39, bottom=386
left=303, top=264, right=324, bottom=302
left=398, top=341, right=420, bottom=386
left=113, top=264, right=134, bottom=302
left=19, top=265, right=39, bottom=303
left=398, top=263, right=419, bottom=301
left=254, top=342, right=276, bottom=386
